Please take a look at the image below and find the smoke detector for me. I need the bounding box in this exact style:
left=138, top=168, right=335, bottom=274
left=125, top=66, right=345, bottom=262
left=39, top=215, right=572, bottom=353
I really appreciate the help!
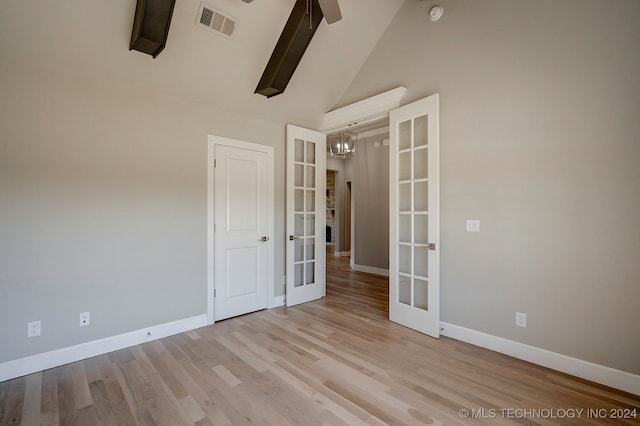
left=429, top=5, right=443, bottom=22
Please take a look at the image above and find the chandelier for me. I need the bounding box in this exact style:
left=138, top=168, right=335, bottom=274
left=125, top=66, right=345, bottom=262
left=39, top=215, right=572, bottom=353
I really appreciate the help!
left=328, top=131, right=357, bottom=159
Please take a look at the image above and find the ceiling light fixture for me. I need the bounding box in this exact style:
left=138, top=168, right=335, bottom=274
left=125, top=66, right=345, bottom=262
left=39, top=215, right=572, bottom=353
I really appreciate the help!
left=328, top=131, right=357, bottom=159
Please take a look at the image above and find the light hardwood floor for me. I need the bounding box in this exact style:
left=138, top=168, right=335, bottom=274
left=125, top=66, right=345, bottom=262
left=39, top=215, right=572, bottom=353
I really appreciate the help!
left=1, top=253, right=638, bottom=425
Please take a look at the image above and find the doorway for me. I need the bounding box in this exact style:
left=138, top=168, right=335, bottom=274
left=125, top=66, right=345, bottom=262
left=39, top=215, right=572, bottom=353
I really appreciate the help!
left=326, top=118, right=391, bottom=275
left=321, top=92, right=441, bottom=339
left=207, top=135, right=275, bottom=324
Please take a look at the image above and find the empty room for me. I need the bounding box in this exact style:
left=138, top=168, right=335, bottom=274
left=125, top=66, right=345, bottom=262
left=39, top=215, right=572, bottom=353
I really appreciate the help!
left=1, top=0, right=639, bottom=424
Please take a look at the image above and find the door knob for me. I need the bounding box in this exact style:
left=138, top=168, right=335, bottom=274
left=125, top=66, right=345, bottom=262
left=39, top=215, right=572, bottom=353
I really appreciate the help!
left=260, top=236, right=269, bottom=242
left=428, top=243, right=436, bottom=250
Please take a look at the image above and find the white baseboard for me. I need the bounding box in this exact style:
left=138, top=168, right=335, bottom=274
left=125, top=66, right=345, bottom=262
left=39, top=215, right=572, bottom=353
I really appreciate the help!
left=352, top=263, right=389, bottom=277
left=272, top=295, right=285, bottom=308
left=440, top=322, right=640, bottom=396
left=0, top=314, right=208, bottom=383
left=334, top=251, right=351, bottom=257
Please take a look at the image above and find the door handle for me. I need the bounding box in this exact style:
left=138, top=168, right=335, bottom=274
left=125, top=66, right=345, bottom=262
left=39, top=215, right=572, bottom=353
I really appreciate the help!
left=289, top=235, right=301, bottom=241
left=428, top=243, right=436, bottom=250
left=260, top=236, right=269, bottom=242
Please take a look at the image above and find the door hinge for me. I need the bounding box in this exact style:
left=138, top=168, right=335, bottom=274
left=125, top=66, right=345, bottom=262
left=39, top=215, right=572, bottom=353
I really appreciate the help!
left=214, top=158, right=217, bottom=168
left=214, top=223, right=216, bottom=233
left=214, top=288, right=216, bottom=298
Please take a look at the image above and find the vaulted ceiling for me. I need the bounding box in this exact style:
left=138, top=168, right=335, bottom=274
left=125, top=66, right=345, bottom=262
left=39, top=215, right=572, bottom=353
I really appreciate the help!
left=0, top=0, right=405, bottom=127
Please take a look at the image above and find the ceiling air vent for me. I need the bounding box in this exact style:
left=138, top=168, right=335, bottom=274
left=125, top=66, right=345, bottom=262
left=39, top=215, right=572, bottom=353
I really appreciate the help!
left=196, top=2, right=237, bottom=38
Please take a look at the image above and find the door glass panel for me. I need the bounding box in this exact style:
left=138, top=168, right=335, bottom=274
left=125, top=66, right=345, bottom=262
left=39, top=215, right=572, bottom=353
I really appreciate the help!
left=414, top=278, right=428, bottom=310
left=398, top=151, right=411, bottom=181
left=305, top=262, right=315, bottom=284
left=294, top=214, right=304, bottom=236
left=295, top=139, right=305, bottom=162
left=399, top=120, right=411, bottom=150
left=398, top=245, right=411, bottom=274
left=414, top=114, right=428, bottom=148
left=398, top=214, right=411, bottom=243
left=294, top=189, right=304, bottom=212
left=294, top=264, right=304, bottom=287
left=306, top=214, right=315, bottom=236
left=414, top=246, right=428, bottom=278
left=294, top=238, right=304, bottom=262
left=306, top=189, right=315, bottom=211
left=306, top=166, right=316, bottom=188
left=305, top=237, right=315, bottom=261
left=398, top=276, right=411, bottom=305
left=414, top=147, right=428, bottom=180
left=295, top=164, right=304, bottom=187
left=414, top=214, right=429, bottom=245
left=398, top=183, right=411, bottom=212
left=306, top=141, right=316, bottom=164
left=414, top=181, right=428, bottom=212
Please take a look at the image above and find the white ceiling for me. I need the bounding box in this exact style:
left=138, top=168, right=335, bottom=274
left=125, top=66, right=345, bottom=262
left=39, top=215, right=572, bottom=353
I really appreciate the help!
left=0, top=0, right=405, bottom=127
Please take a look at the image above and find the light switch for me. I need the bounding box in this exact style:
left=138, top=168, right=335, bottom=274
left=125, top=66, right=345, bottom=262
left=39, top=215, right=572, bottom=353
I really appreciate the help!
left=466, top=219, right=480, bottom=232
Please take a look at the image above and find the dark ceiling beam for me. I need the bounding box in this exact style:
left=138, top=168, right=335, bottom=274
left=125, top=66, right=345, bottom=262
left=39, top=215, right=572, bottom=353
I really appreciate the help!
left=129, top=0, right=176, bottom=58
left=254, top=0, right=324, bottom=98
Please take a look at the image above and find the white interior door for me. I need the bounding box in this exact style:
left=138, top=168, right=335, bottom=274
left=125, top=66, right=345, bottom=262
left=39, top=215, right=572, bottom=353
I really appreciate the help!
left=214, top=144, right=270, bottom=321
left=389, top=94, right=440, bottom=337
left=286, top=124, right=326, bottom=306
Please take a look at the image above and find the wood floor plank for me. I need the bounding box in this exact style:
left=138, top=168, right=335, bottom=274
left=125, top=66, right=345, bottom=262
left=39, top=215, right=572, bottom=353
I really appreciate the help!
left=20, top=372, right=41, bottom=426
left=1, top=376, right=25, bottom=425
left=0, top=380, right=9, bottom=424
left=39, top=369, right=59, bottom=426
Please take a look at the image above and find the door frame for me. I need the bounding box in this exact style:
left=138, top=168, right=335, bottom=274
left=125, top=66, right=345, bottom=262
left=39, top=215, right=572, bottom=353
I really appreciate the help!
left=207, top=135, right=275, bottom=325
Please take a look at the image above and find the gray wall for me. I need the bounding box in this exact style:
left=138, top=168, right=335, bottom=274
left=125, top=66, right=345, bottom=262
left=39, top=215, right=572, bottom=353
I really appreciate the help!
left=0, top=60, right=285, bottom=363
left=353, top=139, right=390, bottom=270
left=340, top=0, right=640, bottom=374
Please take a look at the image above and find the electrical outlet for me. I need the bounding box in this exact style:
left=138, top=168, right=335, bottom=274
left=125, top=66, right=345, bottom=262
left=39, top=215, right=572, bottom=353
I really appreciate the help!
left=79, top=312, right=90, bottom=327
left=466, top=219, right=480, bottom=232
left=27, top=320, right=41, bottom=337
left=516, top=312, right=527, bottom=328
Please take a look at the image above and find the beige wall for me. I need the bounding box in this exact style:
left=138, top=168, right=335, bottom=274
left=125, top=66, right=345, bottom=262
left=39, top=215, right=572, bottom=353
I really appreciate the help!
left=0, top=60, right=285, bottom=363
left=340, top=0, right=640, bottom=374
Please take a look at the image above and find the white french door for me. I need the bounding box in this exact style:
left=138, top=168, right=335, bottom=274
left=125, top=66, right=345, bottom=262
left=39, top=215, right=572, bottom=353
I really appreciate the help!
left=389, top=94, right=440, bottom=337
left=285, top=124, right=326, bottom=306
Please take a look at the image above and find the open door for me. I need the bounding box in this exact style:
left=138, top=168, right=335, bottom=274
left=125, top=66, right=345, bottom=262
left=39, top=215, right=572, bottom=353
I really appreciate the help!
left=286, top=124, right=326, bottom=306
left=389, top=94, right=440, bottom=337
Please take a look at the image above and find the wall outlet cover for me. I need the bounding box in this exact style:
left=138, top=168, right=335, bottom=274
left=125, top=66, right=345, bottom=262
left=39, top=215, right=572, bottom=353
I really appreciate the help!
left=80, top=312, right=90, bottom=327
left=466, top=219, right=480, bottom=232
left=27, top=320, right=41, bottom=337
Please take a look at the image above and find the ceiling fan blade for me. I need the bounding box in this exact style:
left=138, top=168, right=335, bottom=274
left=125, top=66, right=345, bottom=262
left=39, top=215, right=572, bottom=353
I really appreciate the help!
left=317, top=0, right=342, bottom=24
left=240, top=0, right=253, bottom=3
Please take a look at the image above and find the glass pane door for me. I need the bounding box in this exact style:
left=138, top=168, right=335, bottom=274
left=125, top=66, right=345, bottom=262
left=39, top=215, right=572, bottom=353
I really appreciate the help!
left=286, top=124, right=326, bottom=306
left=389, top=94, right=440, bottom=338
